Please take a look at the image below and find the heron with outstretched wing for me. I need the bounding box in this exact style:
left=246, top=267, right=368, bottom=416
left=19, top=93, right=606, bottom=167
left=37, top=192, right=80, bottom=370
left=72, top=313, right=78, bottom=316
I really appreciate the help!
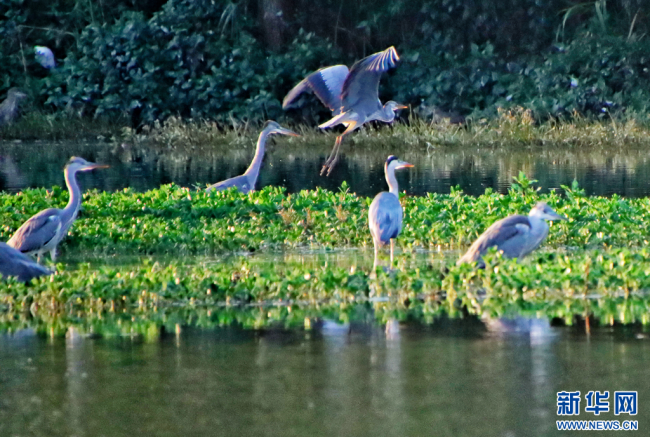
left=283, top=47, right=406, bottom=176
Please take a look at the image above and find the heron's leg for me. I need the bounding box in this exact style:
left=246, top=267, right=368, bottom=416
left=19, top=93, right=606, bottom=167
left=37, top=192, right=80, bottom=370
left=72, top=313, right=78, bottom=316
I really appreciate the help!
left=321, top=121, right=357, bottom=176
left=373, top=241, right=379, bottom=270
left=321, top=136, right=343, bottom=176
left=50, top=248, right=57, bottom=262
left=36, top=252, right=43, bottom=264
left=371, top=240, right=380, bottom=278
left=390, top=239, right=395, bottom=267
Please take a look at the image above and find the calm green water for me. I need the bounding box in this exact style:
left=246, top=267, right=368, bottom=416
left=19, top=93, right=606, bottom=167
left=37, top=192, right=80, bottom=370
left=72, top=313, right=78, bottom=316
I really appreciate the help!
left=1, top=321, right=648, bottom=437
left=2, top=139, right=650, bottom=196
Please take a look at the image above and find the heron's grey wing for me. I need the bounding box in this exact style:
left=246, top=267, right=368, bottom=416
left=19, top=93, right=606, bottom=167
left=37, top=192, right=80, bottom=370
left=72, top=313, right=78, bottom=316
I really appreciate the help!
left=7, top=208, right=63, bottom=253
left=283, top=65, right=349, bottom=114
left=341, top=47, right=400, bottom=116
left=206, top=175, right=251, bottom=194
left=0, top=242, right=51, bottom=282
left=368, top=192, right=403, bottom=244
left=459, top=215, right=531, bottom=264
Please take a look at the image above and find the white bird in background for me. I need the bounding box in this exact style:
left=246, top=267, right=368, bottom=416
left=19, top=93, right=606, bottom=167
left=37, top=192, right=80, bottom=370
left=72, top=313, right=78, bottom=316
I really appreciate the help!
left=35, top=46, right=55, bottom=69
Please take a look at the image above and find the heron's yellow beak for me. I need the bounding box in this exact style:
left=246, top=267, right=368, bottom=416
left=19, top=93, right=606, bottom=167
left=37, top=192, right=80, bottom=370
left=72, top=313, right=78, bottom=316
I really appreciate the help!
left=396, top=104, right=408, bottom=110
left=279, top=128, right=300, bottom=137
left=87, top=164, right=110, bottom=170
left=397, top=162, right=414, bottom=169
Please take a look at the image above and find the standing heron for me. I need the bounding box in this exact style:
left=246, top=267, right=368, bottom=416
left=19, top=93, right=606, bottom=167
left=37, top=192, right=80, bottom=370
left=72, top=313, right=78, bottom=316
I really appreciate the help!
left=8, top=157, right=109, bottom=263
left=0, top=242, right=51, bottom=282
left=282, top=46, right=406, bottom=176
left=368, top=155, right=413, bottom=269
left=206, top=121, right=298, bottom=193
left=0, top=88, right=27, bottom=127
left=457, top=202, right=566, bottom=267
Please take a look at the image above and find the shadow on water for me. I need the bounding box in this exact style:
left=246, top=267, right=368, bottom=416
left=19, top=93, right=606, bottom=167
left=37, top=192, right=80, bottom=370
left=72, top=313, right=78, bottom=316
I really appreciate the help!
left=2, top=139, right=650, bottom=196
left=0, top=318, right=648, bottom=437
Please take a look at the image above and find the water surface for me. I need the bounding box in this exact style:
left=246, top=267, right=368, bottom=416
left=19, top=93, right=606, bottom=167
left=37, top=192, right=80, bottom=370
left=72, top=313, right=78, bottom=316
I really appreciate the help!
left=1, top=320, right=647, bottom=437
left=2, top=139, right=650, bottom=197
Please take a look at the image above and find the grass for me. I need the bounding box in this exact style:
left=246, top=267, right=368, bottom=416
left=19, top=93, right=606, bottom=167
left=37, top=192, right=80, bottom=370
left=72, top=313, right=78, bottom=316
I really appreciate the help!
left=4, top=108, right=650, bottom=150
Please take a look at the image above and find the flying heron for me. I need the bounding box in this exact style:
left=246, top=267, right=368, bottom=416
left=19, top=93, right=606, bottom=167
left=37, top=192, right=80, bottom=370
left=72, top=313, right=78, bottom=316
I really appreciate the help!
left=368, top=155, right=413, bottom=269
left=283, top=46, right=406, bottom=176
left=457, top=202, right=566, bottom=268
left=0, top=242, right=51, bottom=282
left=0, top=88, right=27, bottom=127
left=8, top=157, right=109, bottom=263
left=206, top=121, right=298, bottom=193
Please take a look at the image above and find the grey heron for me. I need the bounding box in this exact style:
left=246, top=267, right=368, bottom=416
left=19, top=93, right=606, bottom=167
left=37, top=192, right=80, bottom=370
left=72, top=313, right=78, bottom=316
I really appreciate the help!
left=8, top=157, right=109, bottom=263
left=283, top=47, right=406, bottom=176
left=0, top=242, right=51, bottom=282
left=206, top=121, right=298, bottom=193
left=368, top=155, right=413, bottom=269
left=457, top=202, right=566, bottom=268
left=0, top=88, right=27, bottom=127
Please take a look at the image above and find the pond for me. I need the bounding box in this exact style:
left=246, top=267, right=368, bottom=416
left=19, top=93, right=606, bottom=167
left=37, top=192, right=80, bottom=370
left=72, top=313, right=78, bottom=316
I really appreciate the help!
left=2, top=136, right=649, bottom=435
left=1, top=320, right=647, bottom=437
left=2, top=138, right=650, bottom=197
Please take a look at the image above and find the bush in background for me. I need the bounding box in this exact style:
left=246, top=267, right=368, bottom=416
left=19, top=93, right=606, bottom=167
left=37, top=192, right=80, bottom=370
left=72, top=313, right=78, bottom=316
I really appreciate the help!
left=1, top=0, right=650, bottom=126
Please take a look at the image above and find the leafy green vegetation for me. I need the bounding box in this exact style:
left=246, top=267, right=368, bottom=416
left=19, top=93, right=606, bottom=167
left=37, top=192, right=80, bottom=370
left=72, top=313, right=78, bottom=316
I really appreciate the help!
left=2, top=247, right=650, bottom=336
left=2, top=0, right=650, bottom=125
left=2, top=172, right=650, bottom=335
left=0, top=173, right=647, bottom=254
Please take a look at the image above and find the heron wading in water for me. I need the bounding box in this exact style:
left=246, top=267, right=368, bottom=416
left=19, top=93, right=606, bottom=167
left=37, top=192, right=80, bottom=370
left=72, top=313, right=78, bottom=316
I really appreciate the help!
left=283, top=46, right=406, bottom=176
left=457, top=201, right=566, bottom=268
left=0, top=88, right=27, bottom=127
left=369, top=155, right=413, bottom=269
left=0, top=242, right=51, bottom=282
left=8, top=157, right=109, bottom=263
left=206, top=121, right=298, bottom=194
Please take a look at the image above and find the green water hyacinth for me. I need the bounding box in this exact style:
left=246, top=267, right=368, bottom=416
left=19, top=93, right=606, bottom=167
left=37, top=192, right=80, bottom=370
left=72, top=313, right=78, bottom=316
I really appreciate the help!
left=1, top=248, right=650, bottom=336
left=2, top=176, right=650, bottom=335
left=0, top=176, right=647, bottom=255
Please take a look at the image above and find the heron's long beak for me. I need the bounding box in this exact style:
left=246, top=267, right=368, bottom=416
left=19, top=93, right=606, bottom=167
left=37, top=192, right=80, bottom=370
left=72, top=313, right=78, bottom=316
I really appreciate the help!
left=396, top=104, right=408, bottom=110
left=84, top=164, right=110, bottom=171
left=552, top=212, right=567, bottom=221
left=279, top=128, right=299, bottom=137
left=396, top=161, right=414, bottom=170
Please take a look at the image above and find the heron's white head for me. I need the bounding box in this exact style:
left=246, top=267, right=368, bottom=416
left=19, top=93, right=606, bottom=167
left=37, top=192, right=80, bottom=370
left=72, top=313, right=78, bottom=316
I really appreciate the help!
left=65, top=156, right=109, bottom=173
left=263, top=120, right=299, bottom=137
left=385, top=155, right=414, bottom=173
left=384, top=101, right=408, bottom=114
left=528, top=202, right=566, bottom=221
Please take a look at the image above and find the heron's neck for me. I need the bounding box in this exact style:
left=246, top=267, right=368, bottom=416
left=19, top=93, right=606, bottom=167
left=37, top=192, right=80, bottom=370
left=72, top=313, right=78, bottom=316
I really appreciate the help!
left=243, top=130, right=269, bottom=185
left=528, top=215, right=550, bottom=241
left=62, top=168, right=82, bottom=225
left=385, top=167, right=399, bottom=196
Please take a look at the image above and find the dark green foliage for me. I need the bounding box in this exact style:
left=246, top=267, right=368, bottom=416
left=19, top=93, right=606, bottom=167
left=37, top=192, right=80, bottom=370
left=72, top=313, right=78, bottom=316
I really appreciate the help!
left=2, top=0, right=650, bottom=124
